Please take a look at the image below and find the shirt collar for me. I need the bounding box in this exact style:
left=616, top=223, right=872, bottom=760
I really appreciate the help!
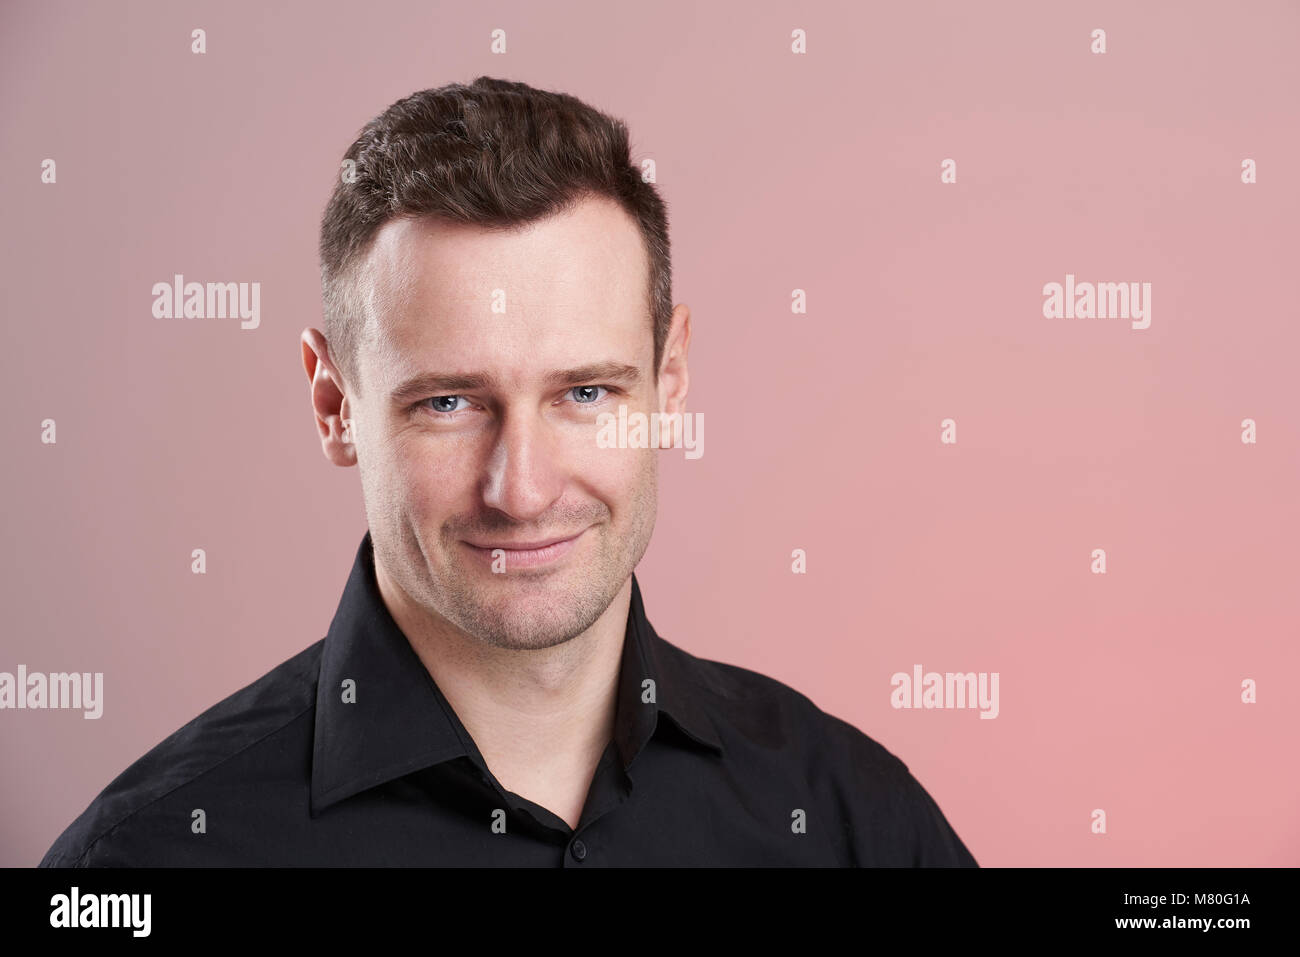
left=310, top=531, right=722, bottom=815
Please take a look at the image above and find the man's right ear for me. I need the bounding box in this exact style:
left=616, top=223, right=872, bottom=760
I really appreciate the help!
left=301, top=328, right=356, bottom=467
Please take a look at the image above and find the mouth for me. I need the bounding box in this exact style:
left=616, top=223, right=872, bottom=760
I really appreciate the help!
left=460, top=528, right=588, bottom=570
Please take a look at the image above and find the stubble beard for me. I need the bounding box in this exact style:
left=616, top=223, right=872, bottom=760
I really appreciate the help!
left=373, top=458, right=659, bottom=653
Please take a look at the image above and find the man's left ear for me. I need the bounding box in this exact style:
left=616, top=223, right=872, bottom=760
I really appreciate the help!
left=656, top=303, right=691, bottom=442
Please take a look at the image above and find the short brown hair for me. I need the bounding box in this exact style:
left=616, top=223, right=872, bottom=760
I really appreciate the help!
left=319, top=76, right=673, bottom=394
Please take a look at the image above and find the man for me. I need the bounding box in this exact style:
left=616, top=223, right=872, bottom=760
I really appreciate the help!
left=41, top=77, right=977, bottom=867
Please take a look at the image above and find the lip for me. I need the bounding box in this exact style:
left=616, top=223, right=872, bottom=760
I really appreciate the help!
left=461, top=528, right=588, bottom=570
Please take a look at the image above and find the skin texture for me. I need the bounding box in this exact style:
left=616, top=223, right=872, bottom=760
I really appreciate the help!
left=301, top=194, right=692, bottom=827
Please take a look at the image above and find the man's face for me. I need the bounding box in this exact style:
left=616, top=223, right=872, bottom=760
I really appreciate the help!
left=345, top=195, right=662, bottom=650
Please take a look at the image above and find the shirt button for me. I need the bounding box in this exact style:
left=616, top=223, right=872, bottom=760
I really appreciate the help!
left=570, top=839, right=587, bottom=862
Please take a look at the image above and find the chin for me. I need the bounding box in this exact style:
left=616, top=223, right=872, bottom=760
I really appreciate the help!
left=471, top=607, right=593, bottom=650
left=453, top=572, right=611, bottom=649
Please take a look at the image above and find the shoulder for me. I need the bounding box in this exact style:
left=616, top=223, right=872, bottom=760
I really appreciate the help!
left=39, top=641, right=323, bottom=867
left=660, top=638, right=978, bottom=867
left=659, top=636, right=901, bottom=766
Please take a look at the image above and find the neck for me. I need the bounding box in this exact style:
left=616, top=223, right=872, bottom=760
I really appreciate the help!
left=375, top=562, right=632, bottom=823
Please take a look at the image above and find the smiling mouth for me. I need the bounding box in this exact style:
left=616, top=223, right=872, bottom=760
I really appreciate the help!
left=460, top=528, right=588, bottom=570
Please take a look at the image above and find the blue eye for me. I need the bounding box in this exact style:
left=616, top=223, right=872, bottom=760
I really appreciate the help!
left=418, top=387, right=609, bottom=416
left=425, top=395, right=470, bottom=414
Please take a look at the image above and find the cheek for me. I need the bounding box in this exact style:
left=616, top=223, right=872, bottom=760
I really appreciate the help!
left=579, top=438, right=656, bottom=514
left=390, top=433, right=479, bottom=520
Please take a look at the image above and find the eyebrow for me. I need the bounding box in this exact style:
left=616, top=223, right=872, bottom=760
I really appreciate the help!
left=389, top=361, right=643, bottom=404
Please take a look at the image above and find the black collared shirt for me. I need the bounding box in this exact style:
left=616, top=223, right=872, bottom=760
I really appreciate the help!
left=40, top=532, right=977, bottom=867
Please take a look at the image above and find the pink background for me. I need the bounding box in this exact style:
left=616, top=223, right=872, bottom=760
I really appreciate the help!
left=3, top=0, right=1297, bottom=866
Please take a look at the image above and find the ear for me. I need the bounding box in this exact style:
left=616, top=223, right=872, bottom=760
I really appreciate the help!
left=656, top=303, right=691, bottom=447
left=301, top=328, right=356, bottom=467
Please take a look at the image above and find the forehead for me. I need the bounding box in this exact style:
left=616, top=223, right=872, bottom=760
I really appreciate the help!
left=355, top=194, right=652, bottom=391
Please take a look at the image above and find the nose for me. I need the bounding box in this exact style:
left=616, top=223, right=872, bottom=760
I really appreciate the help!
left=480, top=406, right=565, bottom=522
